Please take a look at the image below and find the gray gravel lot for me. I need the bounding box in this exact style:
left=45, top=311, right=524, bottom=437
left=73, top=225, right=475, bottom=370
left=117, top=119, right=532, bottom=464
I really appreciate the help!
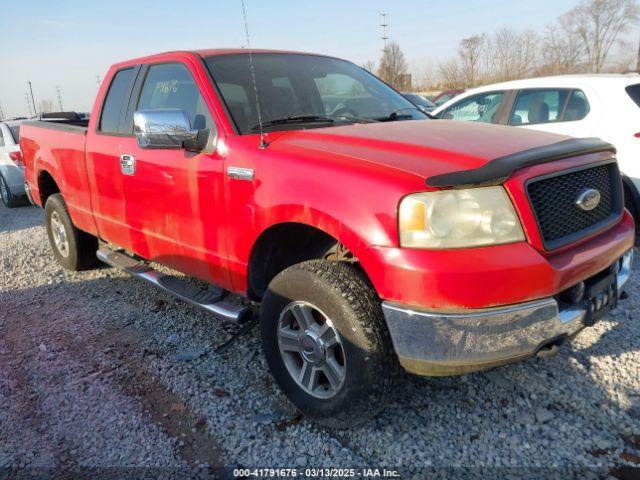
left=0, top=202, right=639, bottom=479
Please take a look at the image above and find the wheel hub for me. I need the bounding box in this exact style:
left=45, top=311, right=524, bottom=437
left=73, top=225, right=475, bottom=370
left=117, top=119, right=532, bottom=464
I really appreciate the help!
left=300, top=331, right=325, bottom=364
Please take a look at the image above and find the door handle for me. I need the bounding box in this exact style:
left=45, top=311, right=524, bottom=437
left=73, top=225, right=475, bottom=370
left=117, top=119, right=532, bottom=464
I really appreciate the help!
left=120, top=154, right=135, bottom=176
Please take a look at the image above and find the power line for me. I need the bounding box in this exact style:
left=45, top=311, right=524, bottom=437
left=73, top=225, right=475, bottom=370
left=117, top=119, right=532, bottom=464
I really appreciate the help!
left=56, top=86, right=64, bottom=111
left=380, top=13, right=390, bottom=53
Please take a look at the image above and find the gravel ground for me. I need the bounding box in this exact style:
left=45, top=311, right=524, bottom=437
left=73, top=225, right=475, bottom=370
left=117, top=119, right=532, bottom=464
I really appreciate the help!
left=0, top=202, right=639, bottom=479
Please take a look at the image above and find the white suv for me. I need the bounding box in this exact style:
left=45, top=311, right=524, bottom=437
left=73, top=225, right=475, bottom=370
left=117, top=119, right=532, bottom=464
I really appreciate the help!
left=432, top=74, right=640, bottom=235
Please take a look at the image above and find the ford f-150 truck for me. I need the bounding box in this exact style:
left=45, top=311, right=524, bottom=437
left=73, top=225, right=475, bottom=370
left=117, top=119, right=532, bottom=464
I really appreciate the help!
left=21, top=49, right=634, bottom=428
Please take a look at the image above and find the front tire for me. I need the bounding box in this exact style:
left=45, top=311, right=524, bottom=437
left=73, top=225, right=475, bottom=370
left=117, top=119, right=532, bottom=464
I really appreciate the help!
left=261, top=260, right=396, bottom=428
left=44, top=194, right=99, bottom=271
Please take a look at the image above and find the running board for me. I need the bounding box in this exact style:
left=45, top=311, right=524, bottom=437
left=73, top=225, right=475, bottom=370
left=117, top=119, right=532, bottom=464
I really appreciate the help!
left=97, top=248, right=251, bottom=324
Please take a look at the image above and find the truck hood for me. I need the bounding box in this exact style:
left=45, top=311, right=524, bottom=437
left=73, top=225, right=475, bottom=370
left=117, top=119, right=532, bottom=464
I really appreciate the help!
left=271, top=120, right=569, bottom=180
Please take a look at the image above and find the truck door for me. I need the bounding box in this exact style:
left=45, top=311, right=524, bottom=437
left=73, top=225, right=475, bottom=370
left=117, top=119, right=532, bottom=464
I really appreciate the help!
left=120, top=62, right=229, bottom=287
left=85, top=66, right=141, bottom=251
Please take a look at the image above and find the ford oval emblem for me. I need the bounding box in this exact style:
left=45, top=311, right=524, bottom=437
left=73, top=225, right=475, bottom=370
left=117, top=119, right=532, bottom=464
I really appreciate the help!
left=575, top=188, right=601, bottom=211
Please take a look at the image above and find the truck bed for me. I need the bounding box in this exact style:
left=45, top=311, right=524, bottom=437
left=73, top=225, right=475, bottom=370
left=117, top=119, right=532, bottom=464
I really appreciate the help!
left=21, top=118, right=89, bottom=134
left=21, top=118, right=95, bottom=237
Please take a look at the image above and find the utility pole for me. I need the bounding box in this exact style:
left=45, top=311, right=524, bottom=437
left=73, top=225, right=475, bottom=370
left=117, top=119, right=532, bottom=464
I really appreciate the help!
left=0, top=102, right=4, bottom=121
left=380, top=13, right=389, bottom=53
left=27, top=81, right=37, bottom=115
left=25, top=93, right=33, bottom=116
left=56, top=86, right=64, bottom=111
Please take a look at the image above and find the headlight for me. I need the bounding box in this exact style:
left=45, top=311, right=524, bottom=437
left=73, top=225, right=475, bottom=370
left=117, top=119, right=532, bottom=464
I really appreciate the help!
left=399, top=186, right=525, bottom=249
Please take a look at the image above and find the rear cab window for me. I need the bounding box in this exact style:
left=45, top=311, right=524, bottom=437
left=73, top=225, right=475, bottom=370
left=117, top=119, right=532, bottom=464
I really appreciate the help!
left=98, top=67, right=136, bottom=134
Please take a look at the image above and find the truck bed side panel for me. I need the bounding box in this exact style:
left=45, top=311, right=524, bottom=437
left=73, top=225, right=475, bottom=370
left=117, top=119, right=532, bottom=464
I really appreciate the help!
left=21, top=123, right=98, bottom=236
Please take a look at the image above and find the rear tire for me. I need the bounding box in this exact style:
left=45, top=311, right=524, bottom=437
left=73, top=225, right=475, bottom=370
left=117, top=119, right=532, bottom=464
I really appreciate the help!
left=260, top=260, right=396, bottom=428
left=0, top=174, right=19, bottom=208
left=44, top=194, right=98, bottom=271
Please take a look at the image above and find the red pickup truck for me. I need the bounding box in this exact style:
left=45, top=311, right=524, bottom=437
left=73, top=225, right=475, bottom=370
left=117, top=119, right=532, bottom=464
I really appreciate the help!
left=21, top=49, right=634, bottom=428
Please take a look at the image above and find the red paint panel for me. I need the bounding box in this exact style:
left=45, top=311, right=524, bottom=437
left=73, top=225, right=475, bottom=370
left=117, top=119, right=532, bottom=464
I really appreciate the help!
left=20, top=49, right=636, bottom=313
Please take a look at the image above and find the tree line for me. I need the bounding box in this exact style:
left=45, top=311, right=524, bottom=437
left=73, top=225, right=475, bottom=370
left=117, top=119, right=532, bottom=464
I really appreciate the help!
left=373, top=0, right=640, bottom=91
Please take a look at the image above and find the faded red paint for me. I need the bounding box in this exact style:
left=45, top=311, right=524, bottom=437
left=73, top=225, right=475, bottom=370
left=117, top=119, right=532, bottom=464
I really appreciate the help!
left=20, top=50, right=635, bottom=310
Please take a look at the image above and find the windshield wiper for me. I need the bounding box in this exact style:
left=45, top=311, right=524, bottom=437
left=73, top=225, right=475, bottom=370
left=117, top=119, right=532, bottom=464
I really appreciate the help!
left=250, top=115, right=335, bottom=132
left=376, top=107, right=425, bottom=122
left=249, top=114, right=378, bottom=132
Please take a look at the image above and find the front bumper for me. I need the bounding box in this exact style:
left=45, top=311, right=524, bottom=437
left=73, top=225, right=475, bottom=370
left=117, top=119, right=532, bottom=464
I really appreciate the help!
left=382, top=250, right=633, bottom=376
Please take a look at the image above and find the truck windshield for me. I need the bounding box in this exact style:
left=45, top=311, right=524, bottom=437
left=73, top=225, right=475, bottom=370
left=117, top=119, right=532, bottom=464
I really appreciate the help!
left=204, top=53, right=428, bottom=134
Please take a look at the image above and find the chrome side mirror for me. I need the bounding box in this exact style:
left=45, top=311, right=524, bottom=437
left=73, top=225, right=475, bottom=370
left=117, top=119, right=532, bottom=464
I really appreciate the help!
left=134, top=109, right=207, bottom=150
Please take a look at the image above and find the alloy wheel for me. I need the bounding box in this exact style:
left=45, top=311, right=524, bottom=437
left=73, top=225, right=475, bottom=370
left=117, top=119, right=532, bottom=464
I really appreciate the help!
left=277, top=301, right=346, bottom=399
left=50, top=211, right=70, bottom=258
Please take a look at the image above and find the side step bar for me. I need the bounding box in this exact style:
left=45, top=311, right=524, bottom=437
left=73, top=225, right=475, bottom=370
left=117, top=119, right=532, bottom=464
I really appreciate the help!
left=97, top=248, right=251, bottom=324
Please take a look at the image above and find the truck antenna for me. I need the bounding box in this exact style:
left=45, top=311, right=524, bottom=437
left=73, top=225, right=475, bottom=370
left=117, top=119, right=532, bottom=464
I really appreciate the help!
left=240, top=0, right=268, bottom=149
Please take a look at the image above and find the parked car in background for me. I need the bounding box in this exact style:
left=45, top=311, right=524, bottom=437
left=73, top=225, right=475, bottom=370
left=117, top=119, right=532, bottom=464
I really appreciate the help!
left=21, top=49, right=634, bottom=427
left=0, top=120, right=28, bottom=208
left=401, top=92, right=436, bottom=113
left=431, top=88, right=465, bottom=106
left=432, top=74, right=640, bottom=238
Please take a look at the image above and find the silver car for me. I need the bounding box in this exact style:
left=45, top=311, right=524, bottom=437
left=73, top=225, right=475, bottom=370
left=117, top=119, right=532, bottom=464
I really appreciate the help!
left=0, top=120, right=29, bottom=208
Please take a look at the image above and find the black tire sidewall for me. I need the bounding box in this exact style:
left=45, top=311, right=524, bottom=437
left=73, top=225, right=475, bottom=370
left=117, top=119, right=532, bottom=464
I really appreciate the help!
left=0, top=174, right=15, bottom=208
left=261, top=262, right=391, bottom=425
left=45, top=195, right=81, bottom=270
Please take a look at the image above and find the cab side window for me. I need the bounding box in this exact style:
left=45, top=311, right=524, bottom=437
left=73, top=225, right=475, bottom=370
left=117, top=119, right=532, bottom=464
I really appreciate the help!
left=441, top=92, right=505, bottom=123
left=99, top=68, right=136, bottom=134
left=509, top=89, right=570, bottom=125
left=137, top=63, right=212, bottom=130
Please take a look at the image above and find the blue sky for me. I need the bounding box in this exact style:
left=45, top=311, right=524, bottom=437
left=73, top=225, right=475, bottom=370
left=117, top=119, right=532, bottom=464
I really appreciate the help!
left=0, top=0, right=580, bottom=117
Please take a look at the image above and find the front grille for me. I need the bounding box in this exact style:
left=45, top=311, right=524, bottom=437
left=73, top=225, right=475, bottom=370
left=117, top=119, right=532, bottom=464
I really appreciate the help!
left=527, top=162, right=622, bottom=250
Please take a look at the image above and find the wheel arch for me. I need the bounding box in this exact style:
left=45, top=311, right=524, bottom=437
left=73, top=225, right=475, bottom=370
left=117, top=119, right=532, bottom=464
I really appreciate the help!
left=37, top=169, right=61, bottom=207
left=246, top=221, right=371, bottom=301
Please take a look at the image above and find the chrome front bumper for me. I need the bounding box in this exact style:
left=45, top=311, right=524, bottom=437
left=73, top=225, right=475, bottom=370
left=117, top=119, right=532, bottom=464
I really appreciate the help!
left=382, top=250, right=634, bottom=376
